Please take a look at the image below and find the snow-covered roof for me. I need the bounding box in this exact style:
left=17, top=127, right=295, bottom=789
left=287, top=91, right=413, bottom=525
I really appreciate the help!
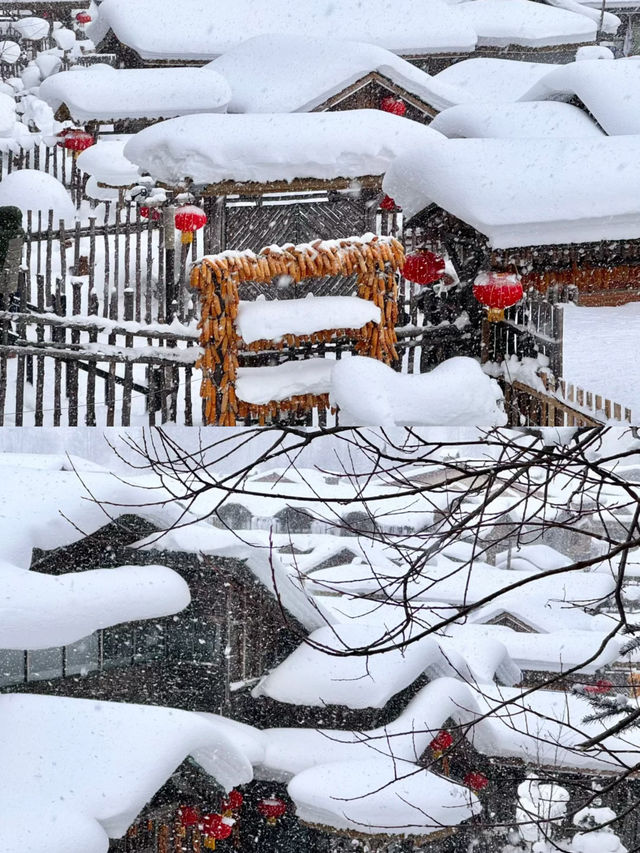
left=252, top=622, right=519, bottom=709
left=456, top=0, right=598, bottom=46
left=207, top=35, right=469, bottom=114
left=76, top=136, right=139, bottom=187
left=39, top=65, right=231, bottom=123
left=0, top=693, right=254, bottom=853
left=542, top=0, right=620, bottom=33
left=94, top=0, right=478, bottom=60
left=433, top=58, right=562, bottom=103
left=520, top=58, right=640, bottom=135
left=429, top=100, right=604, bottom=138
left=383, top=135, right=640, bottom=248
left=123, top=110, right=440, bottom=187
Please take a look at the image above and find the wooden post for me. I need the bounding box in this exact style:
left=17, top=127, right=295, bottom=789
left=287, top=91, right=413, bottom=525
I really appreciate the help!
left=164, top=204, right=177, bottom=323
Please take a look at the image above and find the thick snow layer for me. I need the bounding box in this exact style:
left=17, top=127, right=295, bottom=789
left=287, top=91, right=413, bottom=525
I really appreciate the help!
left=208, top=35, right=469, bottom=114
left=457, top=0, right=598, bottom=46
left=0, top=694, right=254, bottom=853
left=0, top=169, right=76, bottom=227
left=123, top=111, right=440, bottom=186
left=330, top=356, right=506, bottom=426
left=76, top=136, right=139, bottom=186
left=236, top=296, right=380, bottom=344
left=39, top=65, right=231, bottom=122
left=288, top=757, right=480, bottom=836
left=0, top=563, right=190, bottom=649
left=429, top=100, right=603, bottom=138
left=563, top=301, right=640, bottom=419
left=252, top=622, right=517, bottom=709
left=0, top=91, right=16, bottom=136
left=433, top=58, right=561, bottom=103
left=545, top=0, right=620, bottom=34
left=520, top=58, right=640, bottom=135
left=12, top=16, right=49, bottom=40
left=95, top=0, right=478, bottom=60
left=383, top=135, right=640, bottom=247
left=235, top=360, right=334, bottom=405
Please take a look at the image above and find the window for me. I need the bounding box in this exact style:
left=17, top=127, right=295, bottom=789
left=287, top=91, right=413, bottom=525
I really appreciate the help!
left=0, top=649, right=25, bottom=687
left=65, top=633, right=100, bottom=676
left=102, top=625, right=134, bottom=668
left=133, top=622, right=165, bottom=662
left=27, top=647, right=63, bottom=681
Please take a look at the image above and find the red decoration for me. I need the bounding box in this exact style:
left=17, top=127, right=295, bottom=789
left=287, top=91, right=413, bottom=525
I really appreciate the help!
left=139, top=205, right=162, bottom=222
left=201, top=813, right=233, bottom=850
left=75, top=11, right=92, bottom=23
left=257, top=796, right=287, bottom=826
left=60, top=129, right=94, bottom=157
left=178, top=806, right=200, bottom=827
left=402, top=251, right=446, bottom=285
left=429, top=730, right=453, bottom=758
left=379, top=194, right=397, bottom=212
left=380, top=97, right=406, bottom=116
left=464, top=771, right=489, bottom=792
left=221, top=790, right=243, bottom=814
left=472, top=272, right=523, bottom=322
left=174, top=205, right=207, bottom=244
left=584, top=679, right=613, bottom=695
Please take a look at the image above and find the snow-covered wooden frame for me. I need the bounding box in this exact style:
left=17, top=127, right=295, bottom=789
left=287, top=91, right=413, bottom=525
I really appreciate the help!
left=190, top=234, right=404, bottom=426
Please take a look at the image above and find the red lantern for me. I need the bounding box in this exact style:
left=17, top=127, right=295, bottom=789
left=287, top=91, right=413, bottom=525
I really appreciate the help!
left=429, top=730, right=453, bottom=758
left=175, top=205, right=207, bottom=245
left=139, top=205, right=162, bottom=222
left=402, top=251, right=446, bottom=286
left=379, top=194, right=397, bottom=212
left=380, top=96, right=406, bottom=116
left=221, top=790, right=243, bottom=815
left=178, top=806, right=200, bottom=827
left=60, top=129, right=94, bottom=158
left=201, top=813, right=233, bottom=850
left=584, top=679, right=613, bottom=695
left=257, top=796, right=287, bottom=826
left=75, top=11, right=92, bottom=23
left=473, top=272, right=523, bottom=322
left=463, top=771, right=489, bottom=792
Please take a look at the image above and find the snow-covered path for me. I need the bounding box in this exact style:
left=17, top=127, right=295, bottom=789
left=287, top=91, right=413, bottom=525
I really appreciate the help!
left=563, top=301, right=640, bottom=419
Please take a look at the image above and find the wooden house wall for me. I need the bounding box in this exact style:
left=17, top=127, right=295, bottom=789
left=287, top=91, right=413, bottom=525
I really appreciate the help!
left=316, top=74, right=436, bottom=123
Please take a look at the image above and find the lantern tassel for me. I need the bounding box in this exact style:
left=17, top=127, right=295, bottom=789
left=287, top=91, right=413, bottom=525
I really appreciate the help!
left=487, top=307, right=505, bottom=323
left=181, top=231, right=194, bottom=244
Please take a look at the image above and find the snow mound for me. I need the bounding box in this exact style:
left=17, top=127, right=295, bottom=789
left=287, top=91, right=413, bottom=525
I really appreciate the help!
left=76, top=136, right=139, bottom=186
left=429, top=100, right=602, bottom=138
left=330, top=355, right=506, bottom=426
left=235, top=360, right=334, bottom=405
left=0, top=169, right=76, bottom=226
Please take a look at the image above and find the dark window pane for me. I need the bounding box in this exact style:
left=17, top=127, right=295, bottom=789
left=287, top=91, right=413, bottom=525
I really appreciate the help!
left=133, top=623, right=165, bottom=662
left=0, top=649, right=25, bottom=686
left=65, top=633, right=100, bottom=676
left=27, top=647, right=63, bottom=681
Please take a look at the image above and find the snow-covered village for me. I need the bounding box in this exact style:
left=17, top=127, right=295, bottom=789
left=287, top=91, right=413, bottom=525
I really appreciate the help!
left=4, top=0, right=640, bottom=852
left=0, top=0, right=639, bottom=424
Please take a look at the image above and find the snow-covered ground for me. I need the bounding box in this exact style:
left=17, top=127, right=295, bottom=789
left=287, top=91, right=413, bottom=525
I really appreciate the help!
left=563, top=301, right=640, bottom=418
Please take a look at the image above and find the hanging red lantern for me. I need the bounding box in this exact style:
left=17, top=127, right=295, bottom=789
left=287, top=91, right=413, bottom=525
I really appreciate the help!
left=139, top=205, right=162, bottom=222
left=75, top=11, right=92, bottom=23
left=175, top=205, right=207, bottom=244
left=473, top=271, right=523, bottom=322
left=257, top=796, right=287, bottom=826
left=380, top=96, right=406, bottom=116
left=178, top=806, right=200, bottom=827
left=584, top=679, right=613, bottom=695
left=201, top=813, right=233, bottom=850
left=221, top=790, right=243, bottom=815
left=429, top=730, right=453, bottom=758
left=379, top=194, right=397, bottom=212
left=463, top=771, right=489, bottom=792
left=402, top=251, right=446, bottom=286
left=60, top=129, right=94, bottom=158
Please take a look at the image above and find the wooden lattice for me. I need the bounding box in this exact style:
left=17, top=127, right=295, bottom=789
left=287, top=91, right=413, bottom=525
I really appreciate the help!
left=190, top=234, right=404, bottom=425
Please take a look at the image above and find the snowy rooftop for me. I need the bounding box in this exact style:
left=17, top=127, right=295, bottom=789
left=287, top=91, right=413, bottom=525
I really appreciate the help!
left=520, top=58, right=640, bottom=135
left=429, top=100, right=604, bottom=138
left=93, top=0, right=602, bottom=63
left=207, top=35, right=471, bottom=114
left=123, top=110, right=440, bottom=187
left=0, top=693, right=254, bottom=853
left=383, top=135, right=640, bottom=248
left=39, top=65, right=231, bottom=123
left=433, top=57, right=562, bottom=102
